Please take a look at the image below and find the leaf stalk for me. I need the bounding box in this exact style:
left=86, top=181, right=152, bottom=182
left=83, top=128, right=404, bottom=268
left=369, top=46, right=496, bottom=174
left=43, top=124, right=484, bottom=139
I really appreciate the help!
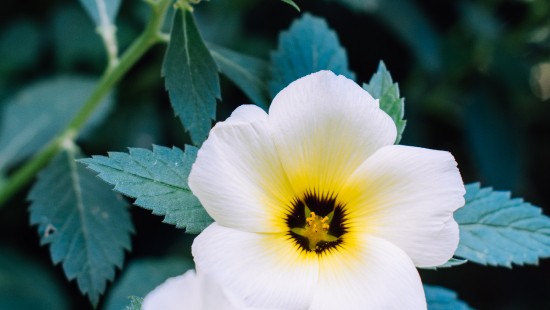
left=0, top=0, right=174, bottom=207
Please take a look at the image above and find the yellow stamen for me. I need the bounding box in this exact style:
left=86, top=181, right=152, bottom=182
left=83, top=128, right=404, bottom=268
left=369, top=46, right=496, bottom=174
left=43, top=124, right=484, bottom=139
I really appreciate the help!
left=291, top=210, right=338, bottom=251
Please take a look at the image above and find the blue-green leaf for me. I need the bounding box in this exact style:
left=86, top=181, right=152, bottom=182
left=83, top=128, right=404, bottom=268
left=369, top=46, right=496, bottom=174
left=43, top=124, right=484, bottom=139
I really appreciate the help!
left=424, top=285, right=472, bottom=310
left=363, top=61, right=406, bottom=144
left=0, top=247, right=69, bottom=310
left=455, top=183, right=550, bottom=267
left=79, top=145, right=213, bottom=233
left=28, top=145, right=133, bottom=306
left=0, top=76, right=112, bottom=172
left=104, top=257, right=194, bottom=310
left=162, top=10, right=221, bottom=145
left=209, top=44, right=270, bottom=109
left=78, top=0, right=121, bottom=26
left=269, top=13, right=355, bottom=96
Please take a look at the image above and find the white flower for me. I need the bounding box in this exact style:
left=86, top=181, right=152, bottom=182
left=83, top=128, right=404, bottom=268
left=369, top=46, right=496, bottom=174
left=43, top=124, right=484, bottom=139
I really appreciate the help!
left=189, top=71, right=465, bottom=310
left=142, top=270, right=267, bottom=310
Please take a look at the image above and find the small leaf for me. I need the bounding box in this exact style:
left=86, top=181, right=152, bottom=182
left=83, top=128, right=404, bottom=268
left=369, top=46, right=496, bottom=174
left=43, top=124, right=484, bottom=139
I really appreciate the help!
left=0, top=76, right=113, bottom=172
left=0, top=247, right=69, bottom=310
left=125, top=296, right=143, bottom=310
left=79, top=145, right=213, bottom=233
left=209, top=44, right=271, bottom=109
left=363, top=61, right=406, bottom=144
left=269, top=13, right=355, bottom=96
left=78, top=0, right=121, bottom=25
left=424, top=285, right=472, bottom=310
left=421, top=257, right=467, bottom=270
left=162, top=10, right=221, bottom=145
left=28, top=145, right=133, bottom=306
left=104, top=257, right=194, bottom=310
left=455, top=183, right=550, bottom=267
left=280, top=0, right=301, bottom=11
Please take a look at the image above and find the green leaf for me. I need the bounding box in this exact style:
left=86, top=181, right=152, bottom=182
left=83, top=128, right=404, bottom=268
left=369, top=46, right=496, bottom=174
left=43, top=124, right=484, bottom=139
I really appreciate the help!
left=280, top=0, right=301, bottom=11
left=0, top=76, right=113, bottom=172
left=0, top=247, right=69, bottom=310
left=78, top=0, right=121, bottom=25
left=104, top=257, right=194, bottom=310
left=454, top=183, right=550, bottom=267
left=363, top=61, right=406, bottom=144
left=28, top=145, right=133, bottom=306
left=209, top=44, right=271, bottom=109
left=79, top=145, right=213, bottom=233
left=269, top=13, right=355, bottom=97
left=424, top=285, right=472, bottom=310
left=52, top=7, right=104, bottom=69
left=162, top=10, right=221, bottom=145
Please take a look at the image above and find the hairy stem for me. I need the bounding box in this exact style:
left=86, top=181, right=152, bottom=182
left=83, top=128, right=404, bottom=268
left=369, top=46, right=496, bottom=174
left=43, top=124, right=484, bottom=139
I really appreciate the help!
left=0, top=0, right=173, bottom=206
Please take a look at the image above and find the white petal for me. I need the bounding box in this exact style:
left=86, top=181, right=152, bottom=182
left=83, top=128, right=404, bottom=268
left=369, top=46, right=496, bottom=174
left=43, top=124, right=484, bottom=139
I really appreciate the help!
left=192, top=223, right=318, bottom=310
left=311, top=234, right=426, bottom=310
left=142, top=270, right=260, bottom=310
left=189, top=105, right=294, bottom=233
left=269, top=71, right=397, bottom=197
left=342, top=145, right=465, bottom=267
left=142, top=270, right=199, bottom=310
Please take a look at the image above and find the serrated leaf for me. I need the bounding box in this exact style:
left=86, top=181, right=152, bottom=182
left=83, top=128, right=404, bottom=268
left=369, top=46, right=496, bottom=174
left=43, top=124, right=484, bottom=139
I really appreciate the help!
left=0, top=247, right=69, bottom=310
left=0, top=76, right=113, bottom=171
left=28, top=146, right=133, bottom=306
left=424, top=285, right=472, bottom=310
left=363, top=61, right=406, bottom=144
left=79, top=145, right=213, bottom=233
left=209, top=44, right=270, bottom=109
left=79, top=0, right=121, bottom=26
left=162, top=10, right=221, bottom=145
left=104, top=257, right=194, bottom=310
left=269, top=13, right=355, bottom=97
left=454, top=183, right=550, bottom=267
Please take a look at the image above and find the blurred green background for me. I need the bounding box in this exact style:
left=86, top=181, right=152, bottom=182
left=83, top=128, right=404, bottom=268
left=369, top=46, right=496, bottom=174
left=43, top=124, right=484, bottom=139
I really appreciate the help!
left=1, top=0, right=550, bottom=308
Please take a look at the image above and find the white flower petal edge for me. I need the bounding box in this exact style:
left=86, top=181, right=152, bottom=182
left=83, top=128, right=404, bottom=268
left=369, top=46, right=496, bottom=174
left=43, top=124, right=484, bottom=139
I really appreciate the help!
left=268, top=71, right=397, bottom=196
left=343, top=145, right=465, bottom=267
left=142, top=269, right=265, bottom=310
left=142, top=271, right=194, bottom=310
left=189, top=105, right=294, bottom=233
left=311, top=234, right=426, bottom=310
left=192, top=223, right=318, bottom=310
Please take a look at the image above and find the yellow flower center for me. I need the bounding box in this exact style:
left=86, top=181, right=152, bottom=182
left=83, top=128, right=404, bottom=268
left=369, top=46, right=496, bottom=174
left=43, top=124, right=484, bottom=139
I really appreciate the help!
left=286, top=191, right=347, bottom=254
left=291, top=210, right=338, bottom=251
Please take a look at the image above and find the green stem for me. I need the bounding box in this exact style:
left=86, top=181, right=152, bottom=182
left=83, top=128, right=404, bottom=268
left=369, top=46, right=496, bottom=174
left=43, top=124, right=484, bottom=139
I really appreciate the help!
left=0, top=0, right=173, bottom=207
